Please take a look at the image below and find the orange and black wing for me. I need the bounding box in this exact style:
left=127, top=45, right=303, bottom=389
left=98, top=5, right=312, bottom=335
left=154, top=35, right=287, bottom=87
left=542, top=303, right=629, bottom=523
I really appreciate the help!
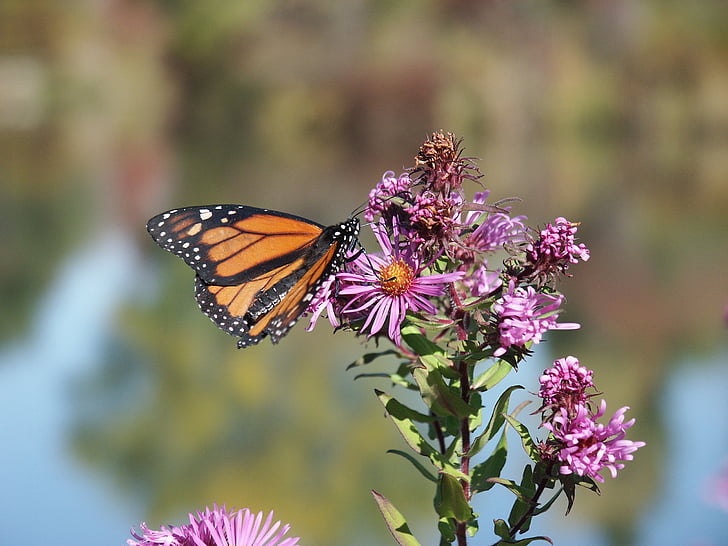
left=147, top=205, right=327, bottom=286
left=147, top=205, right=360, bottom=347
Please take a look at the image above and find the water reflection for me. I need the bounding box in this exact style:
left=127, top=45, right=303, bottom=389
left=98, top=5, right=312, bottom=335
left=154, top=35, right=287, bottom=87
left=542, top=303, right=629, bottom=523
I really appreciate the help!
left=637, top=355, right=728, bottom=545
left=0, top=231, right=142, bottom=544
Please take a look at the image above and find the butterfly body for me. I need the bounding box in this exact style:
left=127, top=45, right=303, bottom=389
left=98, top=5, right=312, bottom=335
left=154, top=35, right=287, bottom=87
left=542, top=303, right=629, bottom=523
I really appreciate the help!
left=147, top=205, right=359, bottom=347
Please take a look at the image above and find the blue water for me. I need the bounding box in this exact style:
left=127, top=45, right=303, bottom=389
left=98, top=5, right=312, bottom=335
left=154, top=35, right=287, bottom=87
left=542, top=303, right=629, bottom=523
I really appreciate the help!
left=0, top=232, right=142, bottom=546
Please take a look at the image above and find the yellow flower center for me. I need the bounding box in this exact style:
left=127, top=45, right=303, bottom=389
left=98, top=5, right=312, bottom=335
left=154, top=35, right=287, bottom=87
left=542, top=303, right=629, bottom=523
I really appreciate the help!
left=379, top=258, right=415, bottom=296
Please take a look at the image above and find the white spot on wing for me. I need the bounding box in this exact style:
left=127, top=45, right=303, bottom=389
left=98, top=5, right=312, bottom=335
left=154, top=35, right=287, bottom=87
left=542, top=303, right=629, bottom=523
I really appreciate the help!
left=200, top=209, right=212, bottom=220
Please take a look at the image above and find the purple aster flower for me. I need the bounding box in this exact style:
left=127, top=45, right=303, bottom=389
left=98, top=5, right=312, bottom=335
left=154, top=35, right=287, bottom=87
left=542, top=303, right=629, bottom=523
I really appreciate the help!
left=364, top=170, right=413, bottom=223
left=465, top=212, right=526, bottom=253
left=543, top=401, right=645, bottom=483
left=305, top=243, right=369, bottom=332
left=525, top=217, right=590, bottom=279
left=492, top=281, right=580, bottom=357
left=538, top=356, right=595, bottom=412
left=128, top=505, right=299, bottom=546
left=305, top=274, right=341, bottom=331
left=459, top=263, right=502, bottom=298
left=452, top=192, right=526, bottom=265
left=336, top=220, right=464, bottom=346
left=461, top=191, right=492, bottom=226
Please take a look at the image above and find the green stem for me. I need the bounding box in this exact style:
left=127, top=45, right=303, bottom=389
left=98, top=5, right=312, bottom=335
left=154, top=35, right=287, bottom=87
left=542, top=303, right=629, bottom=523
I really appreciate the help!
left=456, top=360, right=472, bottom=546
left=507, top=463, right=554, bottom=539
left=432, top=414, right=447, bottom=454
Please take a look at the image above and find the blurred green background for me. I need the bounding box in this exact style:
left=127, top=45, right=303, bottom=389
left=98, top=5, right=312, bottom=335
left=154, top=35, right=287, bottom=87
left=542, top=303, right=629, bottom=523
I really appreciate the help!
left=1, top=1, right=727, bottom=545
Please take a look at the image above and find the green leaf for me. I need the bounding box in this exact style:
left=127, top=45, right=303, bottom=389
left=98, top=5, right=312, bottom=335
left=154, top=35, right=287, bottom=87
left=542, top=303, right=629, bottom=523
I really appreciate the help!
left=563, top=476, right=577, bottom=515
left=574, top=474, right=601, bottom=495
left=400, top=324, right=442, bottom=356
left=376, top=391, right=467, bottom=480
left=472, top=359, right=513, bottom=390
left=468, top=385, right=523, bottom=458
left=467, top=391, right=483, bottom=431
left=488, top=477, right=530, bottom=504
left=386, top=449, right=438, bottom=483
left=442, top=428, right=464, bottom=461
left=561, top=473, right=601, bottom=515
left=433, top=414, right=461, bottom=440
left=376, top=390, right=437, bottom=457
left=390, top=362, right=418, bottom=389
left=371, top=490, right=421, bottom=546
left=502, top=413, right=540, bottom=463
left=421, top=354, right=459, bottom=379
left=493, top=519, right=510, bottom=540
left=508, top=465, right=536, bottom=531
left=347, top=350, right=399, bottom=370
left=435, top=457, right=470, bottom=482
left=459, top=294, right=493, bottom=310
left=436, top=474, right=474, bottom=523
left=532, top=487, right=563, bottom=516
left=466, top=518, right=480, bottom=539
left=437, top=518, right=456, bottom=544
left=531, top=460, right=553, bottom=484
left=457, top=348, right=496, bottom=367
left=407, top=313, right=456, bottom=330
left=500, top=342, right=536, bottom=369
left=471, top=428, right=508, bottom=493
left=512, top=536, right=554, bottom=545
left=492, top=519, right=554, bottom=544
left=375, top=389, right=436, bottom=423
left=520, top=463, right=536, bottom=495
left=353, top=372, right=396, bottom=381
left=492, top=537, right=554, bottom=545
left=413, top=367, right=474, bottom=418
left=400, top=325, right=457, bottom=378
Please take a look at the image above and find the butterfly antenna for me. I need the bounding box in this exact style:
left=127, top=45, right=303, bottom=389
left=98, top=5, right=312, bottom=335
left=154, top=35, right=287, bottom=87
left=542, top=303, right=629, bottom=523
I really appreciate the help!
left=349, top=186, right=412, bottom=221
left=349, top=199, right=369, bottom=219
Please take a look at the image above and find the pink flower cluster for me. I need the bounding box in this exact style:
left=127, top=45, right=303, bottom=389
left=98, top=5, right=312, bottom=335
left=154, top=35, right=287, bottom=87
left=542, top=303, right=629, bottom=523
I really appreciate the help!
left=526, top=217, right=590, bottom=278
left=539, top=357, right=645, bottom=483
left=493, top=283, right=579, bottom=357
left=538, top=355, right=594, bottom=408
left=305, top=131, right=590, bottom=355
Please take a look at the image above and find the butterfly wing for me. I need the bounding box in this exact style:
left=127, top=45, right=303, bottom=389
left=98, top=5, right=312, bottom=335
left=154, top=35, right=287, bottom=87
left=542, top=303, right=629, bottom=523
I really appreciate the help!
left=147, top=205, right=326, bottom=285
left=147, top=205, right=360, bottom=347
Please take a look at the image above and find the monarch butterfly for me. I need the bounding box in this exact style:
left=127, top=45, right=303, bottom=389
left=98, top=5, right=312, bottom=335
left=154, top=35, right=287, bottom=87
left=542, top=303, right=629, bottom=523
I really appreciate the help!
left=147, top=205, right=360, bottom=348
